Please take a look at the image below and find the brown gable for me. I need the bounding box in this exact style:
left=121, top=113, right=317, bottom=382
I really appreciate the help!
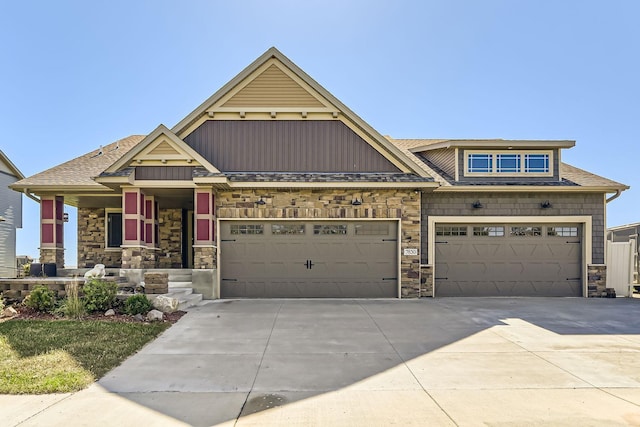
left=222, top=64, right=324, bottom=108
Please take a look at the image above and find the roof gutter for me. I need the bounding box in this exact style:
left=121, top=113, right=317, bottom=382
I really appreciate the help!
left=606, top=189, right=622, bottom=203
left=23, top=189, right=40, bottom=203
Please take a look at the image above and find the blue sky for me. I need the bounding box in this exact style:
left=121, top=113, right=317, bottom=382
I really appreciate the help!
left=1, top=0, right=638, bottom=265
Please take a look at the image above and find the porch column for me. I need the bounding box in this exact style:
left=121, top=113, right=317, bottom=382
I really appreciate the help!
left=193, top=187, right=216, bottom=269
left=40, top=195, right=65, bottom=268
left=121, top=188, right=153, bottom=269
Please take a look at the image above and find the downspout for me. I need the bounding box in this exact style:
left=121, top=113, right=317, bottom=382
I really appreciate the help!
left=23, top=189, right=41, bottom=203
left=606, top=189, right=622, bottom=203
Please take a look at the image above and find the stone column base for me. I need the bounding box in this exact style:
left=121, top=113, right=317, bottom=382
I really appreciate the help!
left=587, top=264, right=607, bottom=297
left=40, top=248, right=64, bottom=269
left=420, top=265, right=434, bottom=297
left=194, top=246, right=216, bottom=269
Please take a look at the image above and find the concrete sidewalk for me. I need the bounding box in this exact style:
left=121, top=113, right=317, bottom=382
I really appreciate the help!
left=5, top=298, right=640, bottom=426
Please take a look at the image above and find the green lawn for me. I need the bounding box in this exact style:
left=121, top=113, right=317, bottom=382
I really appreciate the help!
left=0, top=320, right=169, bottom=394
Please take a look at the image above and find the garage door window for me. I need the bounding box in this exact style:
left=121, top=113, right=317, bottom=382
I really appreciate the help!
left=473, top=226, right=505, bottom=237
left=548, top=226, right=578, bottom=237
left=510, top=226, right=542, bottom=237
left=230, top=224, right=264, bottom=235
left=355, top=223, right=389, bottom=235
left=436, top=226, right=467, bottom=236
left=272, top=224, right=305, bottom=235
left=314, top=224, right=347, bottom=235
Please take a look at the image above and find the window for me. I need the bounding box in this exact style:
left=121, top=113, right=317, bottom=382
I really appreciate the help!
left=230, top=224, right=264, bottom=235
left=465, top=151, right=552, bottom=176
left=473, top=226, right=505, bottom=237
left=467, top=154, right=492, bottom=173
left=525, top=154, right=550, bottom=173
left=548, top=226, right=578, bottom=237
left=271, top=224, right=305, bottom=235
left=355, top=223, right=389, bottom=235
left=313, top=224, right=347, bottom=235
left=510, top=226, right=542, bottom=237
left=496, top=154, right=521, bottom=173
left=436, top=226, right=467, bottom=236
left=106, top=211, right=122, bottom=248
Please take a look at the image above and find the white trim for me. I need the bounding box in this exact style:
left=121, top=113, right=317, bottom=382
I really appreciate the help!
left=464, top=150, right=554, bottom=177
left=217, top=218, right=403, bottom=299
left=427, top=215, right=592, bottom=298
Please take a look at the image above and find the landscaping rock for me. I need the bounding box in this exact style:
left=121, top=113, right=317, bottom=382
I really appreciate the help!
left=104, top=309, right=115, bottom=316
left=2, top=306, right=18, bottom=318
left=152, top=295, right=179, bottom=313
left=134, top=314, right=144, bottom=321
left=146, top=309, right=164, bottom=322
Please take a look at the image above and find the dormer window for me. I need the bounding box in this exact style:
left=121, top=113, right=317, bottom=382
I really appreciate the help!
left=466, top=151, right=552, bottom=177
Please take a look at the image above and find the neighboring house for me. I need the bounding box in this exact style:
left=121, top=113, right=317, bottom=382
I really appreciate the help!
left=608, top=223, right=639, bottom=285
left=10, top=47, right=629, bottom=298
left=0, top=150, right=24, bottom=278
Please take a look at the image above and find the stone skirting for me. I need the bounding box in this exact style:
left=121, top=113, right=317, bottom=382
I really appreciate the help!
left=122, top=247, right=158, bottom=269
left=420, top=265, right=434, bottom=297
left=77, top=208, right=121, bottom=268
left=587, top=264, right=607, bottom=297
left=216, top=189, right=421, bottom=297
left=39, top=248, right=64, bottom=269
left=194, top=246, right=216, bottom=269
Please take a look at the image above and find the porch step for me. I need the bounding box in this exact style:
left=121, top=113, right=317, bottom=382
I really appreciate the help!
left=161, top=286, right=203, bottom=311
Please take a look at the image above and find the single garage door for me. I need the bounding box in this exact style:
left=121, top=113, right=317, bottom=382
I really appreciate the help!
left=435, top=223, right=582, bottom=297
left=220, top=220, right=398, bottom=298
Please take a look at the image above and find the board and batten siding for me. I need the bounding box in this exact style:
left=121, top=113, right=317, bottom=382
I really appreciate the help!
left=421, top=192, right=606, bottom=264
left=135, top=166, right=195, bottom=180
left=0, top=171, right=22, bottom=277
left=184, top=120, right=401, bottom=173
left=222, top=64, right=325, bottom=108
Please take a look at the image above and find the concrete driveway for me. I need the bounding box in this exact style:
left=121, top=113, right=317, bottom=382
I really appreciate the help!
left=5, top=298, right=640, bottom=426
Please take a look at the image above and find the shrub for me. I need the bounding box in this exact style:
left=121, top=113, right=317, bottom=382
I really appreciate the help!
left=0, top=292, right=4, bottom=312
left=123, top=294, right=152, bottom=315
left=24, top=285, right=56, bottom=313
left=83, top=279, right=117, bottom=313
left=60, top=282, right=85, bottom=319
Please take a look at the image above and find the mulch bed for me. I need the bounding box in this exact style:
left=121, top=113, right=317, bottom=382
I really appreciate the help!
left=2, top=305, right=186, bottom=324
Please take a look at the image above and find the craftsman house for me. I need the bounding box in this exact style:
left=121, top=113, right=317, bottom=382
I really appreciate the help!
left=10, top=48, right=628, bottom=298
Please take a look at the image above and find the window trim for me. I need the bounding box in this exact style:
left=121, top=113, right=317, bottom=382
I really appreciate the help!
left=464, top=150, right=553, bottom=177
left=105, top=208, right=123, bottom=251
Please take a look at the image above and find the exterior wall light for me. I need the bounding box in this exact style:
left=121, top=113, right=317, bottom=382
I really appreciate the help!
left=472, top=201, right=483, bottom=209
left=540, top=201, right=553, bottom=209
left=256, top=197, right=266, bottom=205
left=63, top=213, right=69, bottom=222
left=351, top=198, right=362, bottom=206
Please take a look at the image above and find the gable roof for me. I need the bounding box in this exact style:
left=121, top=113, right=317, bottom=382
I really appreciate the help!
left=0, top=149, right=25, bottom=180
left=171, top=47, right=431, bottom=178
left=102, top=124, right=220, bottom=174
left=10, top=135, right=143, bottom=191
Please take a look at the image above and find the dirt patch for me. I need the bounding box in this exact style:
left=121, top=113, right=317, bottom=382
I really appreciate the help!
left=1, top=305, right=186, bottom=324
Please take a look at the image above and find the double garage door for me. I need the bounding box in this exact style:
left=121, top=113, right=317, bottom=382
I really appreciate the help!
left=435, top=223, right=583, bottom=297
left=220, top=221, right=398, bottom=298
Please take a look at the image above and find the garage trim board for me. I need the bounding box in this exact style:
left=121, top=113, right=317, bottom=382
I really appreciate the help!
left=427, top=216, right=592, bottom=297
left=216, top=218, right=402, bottom=298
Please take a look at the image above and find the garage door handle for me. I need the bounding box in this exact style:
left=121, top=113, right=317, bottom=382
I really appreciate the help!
left=436, top=241, right=448, bottom=244
left=382, top=239, right=397, bottom=242
left=566, top=241, right=580, bottom=244
left=382, top=277, right=398, bottom=280
left=221, top=239, right=236, bottom=242
left=566, top=278, right=580, bottom=281
left=222, top=278, right=237, bottom=281
left=304, top=260, right=315, bottom=269
left=435, top=277, right=448, bottom=280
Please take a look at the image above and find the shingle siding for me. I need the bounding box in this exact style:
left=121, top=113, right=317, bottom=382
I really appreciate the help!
left=421, top=192, right=606, bottom=264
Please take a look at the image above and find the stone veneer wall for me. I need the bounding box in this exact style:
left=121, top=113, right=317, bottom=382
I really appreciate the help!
left=420, top=265, right=433, bottom=297
left=587, top=264, right=607, bottom=297
left=194, top=246, right=216, bottom=269
left=121, top=247, right=157, bottom=269
left=215, top=189, right=421, bottom=297
left=77, top=208, right=122, bottom=268
left=157, top=209, right=183, bottom=268
left=39, top=248, right=64, bottom=269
